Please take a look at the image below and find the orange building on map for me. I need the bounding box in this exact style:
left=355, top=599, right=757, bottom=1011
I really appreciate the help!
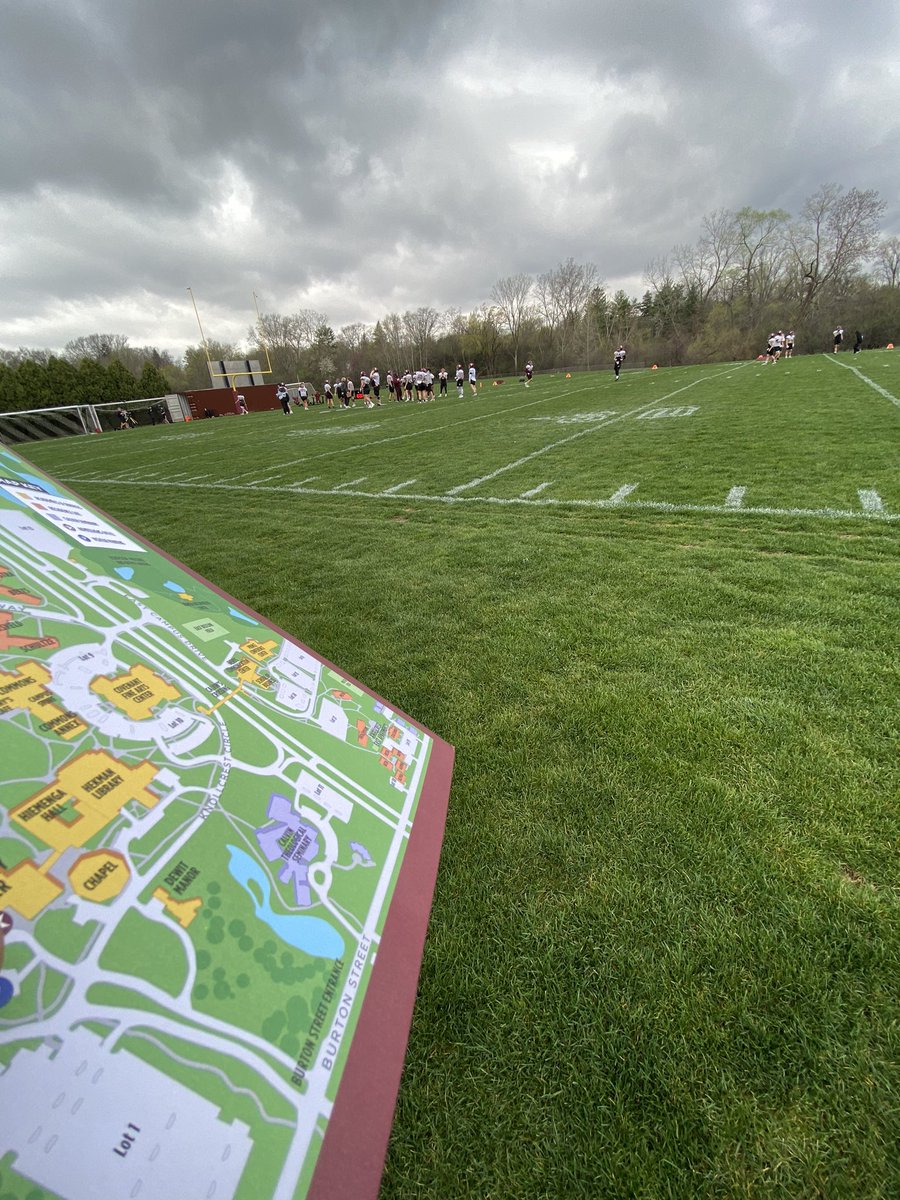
left=0, top=564, right=42, bottom=605
left=0, top=612, right=59, bottom=654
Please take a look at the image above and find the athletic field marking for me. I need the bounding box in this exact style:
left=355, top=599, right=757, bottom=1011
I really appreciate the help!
left=221, top=381, right=609, bottom=482
left=609, top=484, right=638, bottom=503
left=725, top=487, right=746, bottom=508
left=58, top=476, right=898, bottom=524
left=858, top=489, right=883, bottom=512
left=445, top=367, right=738, bottom=496
left=825, top=355, right=900, bottom=407
left=636, top=405, right=699, bottom=420
left=530, top=411, right=616, bottom=425
left=519, top=481, right=553, bottom=498
left=382, top=479, right=418, bottom=495
left=284, top=423, right=381, bottom=437
left=332, top=476, right=367, bottom=490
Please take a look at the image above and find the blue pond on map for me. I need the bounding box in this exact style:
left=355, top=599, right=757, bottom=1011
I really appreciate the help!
left=226, top=844, right=344, bottom=959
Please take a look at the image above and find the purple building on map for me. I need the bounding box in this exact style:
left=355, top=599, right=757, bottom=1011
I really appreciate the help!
left=256, top=794, right=320, bottom=908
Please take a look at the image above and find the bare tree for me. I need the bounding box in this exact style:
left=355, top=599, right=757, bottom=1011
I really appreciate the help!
left=875, top=235, right=900, bottom=288
left=402, top=306, right=441, bottom=364
left=791, top=184, right=886, bottom=315
left=490, top=273, right=534, bottom=373
left=0, top=347, right=54, bottom=368
left=672, top=208, right=738, bottom=303
left=63, top=333, right=131, bottom=364
left=250, top=310, right=325, bottom=365
left=733, top=207, right=791, bottom=315
left=380, top=312, right=407, bottom=367
left=542, top=258, right=599, bottom=364
left=338, top=323, right=369, bottom=352
left=463, top=304, right=503, bottom=374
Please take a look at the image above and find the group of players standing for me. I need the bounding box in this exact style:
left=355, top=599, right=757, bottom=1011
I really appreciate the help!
left=762, top=330, right=797, bottom=364
left=261, top=346, right=636, bottom=416
left=764, top=326, right=867, bottom=365
left=272, top=365, right=484, bottom=413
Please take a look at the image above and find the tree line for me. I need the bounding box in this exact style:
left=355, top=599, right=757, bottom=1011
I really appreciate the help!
left=2, top=184, right=898, bottom=415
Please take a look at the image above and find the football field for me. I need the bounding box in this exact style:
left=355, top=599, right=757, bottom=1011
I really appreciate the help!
left=17, top=351, right=900, bottom=1199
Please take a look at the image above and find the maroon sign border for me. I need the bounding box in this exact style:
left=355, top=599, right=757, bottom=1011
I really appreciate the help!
left=1, top=453, right=455, bottom=1200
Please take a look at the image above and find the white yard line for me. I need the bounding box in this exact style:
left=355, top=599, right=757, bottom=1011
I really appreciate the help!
left=222, top=382, right=603, bottom=481
left=332, top=476, right=367, bottom=490
left=824, top=354, right=900, bottom=407
left=445, top=365, right=740, bottom=495
left=609, top=483, right=638, bottom=503
left=725, top=486, right=746, bottom=508
left=858, top=488, right=884, bottom=512
left=56, top=475, right=898, bottom=523
left=381, top=478, right=418, bottom=494
left=519, top=481, right=553, bottom=498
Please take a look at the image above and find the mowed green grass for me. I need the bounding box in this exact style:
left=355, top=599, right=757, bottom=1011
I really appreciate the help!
left=19, top=353, right=900, bottom=1199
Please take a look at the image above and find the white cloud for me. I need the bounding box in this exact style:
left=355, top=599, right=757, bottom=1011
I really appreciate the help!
left=0, top=0, right=898, bottom=356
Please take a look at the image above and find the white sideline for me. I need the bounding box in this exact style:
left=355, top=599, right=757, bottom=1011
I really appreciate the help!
left=824, top=355, right=900, bottom=407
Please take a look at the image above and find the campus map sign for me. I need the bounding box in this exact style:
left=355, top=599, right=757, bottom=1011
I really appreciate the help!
left=0, top=445, right=454, bottom=1200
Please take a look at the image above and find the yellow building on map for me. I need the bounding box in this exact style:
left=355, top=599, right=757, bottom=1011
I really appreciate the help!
left=69, top=850, right=130, bottom=902
left=0, top=859, right=64, bottom=920
left=0, top=660, right=88, bottom=739
left=90, top=663, right=181, bottom=720
left=240, top=638, right=278, bottom=663
left=234, top=657, right=272, bottom=690
left=9, top=750, right=160, bottom=853
left=152, top=887, right=202, bottom=928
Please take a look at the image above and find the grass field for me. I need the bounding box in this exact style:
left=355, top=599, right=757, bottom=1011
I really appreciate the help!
left=19, top=351, right=900, bottom=1199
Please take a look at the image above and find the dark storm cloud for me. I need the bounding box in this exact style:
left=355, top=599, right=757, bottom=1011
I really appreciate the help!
left=1, top=0, right=898, bottom=353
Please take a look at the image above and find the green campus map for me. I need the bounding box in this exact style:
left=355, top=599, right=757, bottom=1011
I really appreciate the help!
left=0, top=445, right=438, bottom=1200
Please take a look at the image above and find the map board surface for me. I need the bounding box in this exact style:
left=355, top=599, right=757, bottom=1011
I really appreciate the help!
left=0, top=445, right=454, bottom=1200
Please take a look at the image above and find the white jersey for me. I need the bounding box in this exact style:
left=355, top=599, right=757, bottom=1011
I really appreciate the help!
left=455, top=367, right=464, bottom=383
left=468, top=366, right=476, bottom=383
left=371, top=370, right=380, bottom=387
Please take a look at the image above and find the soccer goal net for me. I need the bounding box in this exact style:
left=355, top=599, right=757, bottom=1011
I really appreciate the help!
left=0, top=395, right=191, bottom=444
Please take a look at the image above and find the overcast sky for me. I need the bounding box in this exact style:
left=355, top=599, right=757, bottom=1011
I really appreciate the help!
left=1, top=0, right=899, bottom=358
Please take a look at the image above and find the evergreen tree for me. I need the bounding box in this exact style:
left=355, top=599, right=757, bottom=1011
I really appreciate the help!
left=106, top=359, right=138, bottom=402
left=16, top=360, right=55, bottom=409
left=77, top=358, right=113, bottom=406
left=137, top=361, right=173, bottom=398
